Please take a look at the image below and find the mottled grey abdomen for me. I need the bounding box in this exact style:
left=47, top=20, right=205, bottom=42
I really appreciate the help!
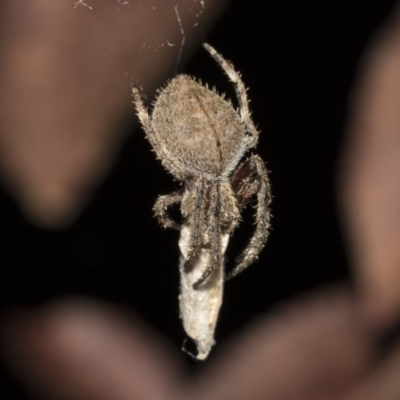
left=151, top=75, right=246, bottom=177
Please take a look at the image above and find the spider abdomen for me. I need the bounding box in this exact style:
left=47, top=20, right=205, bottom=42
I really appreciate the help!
left=151, top=75, right=246, bottom=178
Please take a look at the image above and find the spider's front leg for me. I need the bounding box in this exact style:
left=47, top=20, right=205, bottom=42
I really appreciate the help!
left=193, top=183, right=222, bottom=289
left=153, top=191, right=183, bottom=230
left=227, top=154, right=272, bottom=280
left=182, top=177, right=206, bottom=266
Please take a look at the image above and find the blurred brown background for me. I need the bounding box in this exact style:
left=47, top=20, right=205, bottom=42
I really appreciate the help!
left=0, top=0, right=399, bottom=398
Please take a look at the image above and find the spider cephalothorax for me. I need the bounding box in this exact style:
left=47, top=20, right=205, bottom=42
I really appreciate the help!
left=132, top=43, right=271, bottom=289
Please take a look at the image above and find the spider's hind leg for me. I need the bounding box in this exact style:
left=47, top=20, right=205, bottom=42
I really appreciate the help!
left=227, top=154, right=272, bottom=280
left=153, top=191, right=183, bottom=230
left=132, top=85, right=154, bottom=141
left=203, top=43, right=259, bottom=148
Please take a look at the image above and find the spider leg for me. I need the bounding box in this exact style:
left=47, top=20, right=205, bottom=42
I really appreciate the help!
left=132, top=85, right=184, bottom=180
left=132, top=85, right=157, bottom=146
left=232, top=158, right=261, bottom=209
left=153, top=191, right=183, bottom=230
left=193, top=182, right=221, bottom=289
left=227, top=154, right=272, bottom=280
left=203, top=43, right=259, bottom=149
left=184, top=178, right=206, bottom=262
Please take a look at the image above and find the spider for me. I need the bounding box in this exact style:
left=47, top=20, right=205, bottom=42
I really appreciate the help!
left=132, top=43, right=271, bottom=289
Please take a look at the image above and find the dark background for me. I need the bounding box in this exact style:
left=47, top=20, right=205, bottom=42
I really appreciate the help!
left=0, top=0, right=398, bottom=398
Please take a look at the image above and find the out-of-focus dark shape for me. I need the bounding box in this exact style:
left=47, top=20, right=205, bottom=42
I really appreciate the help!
left=194, top=288, right=372, bottom=400
left=0, top=0, right=226, bottom=228
left=1, top=298, right=185, bottom=400
left=340, top=3, right=400, bottom=330
left=0, top=289, right=374, bottom=400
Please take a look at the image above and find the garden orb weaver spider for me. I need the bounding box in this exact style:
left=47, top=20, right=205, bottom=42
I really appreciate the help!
left=132, top=43, right=271, bottom=289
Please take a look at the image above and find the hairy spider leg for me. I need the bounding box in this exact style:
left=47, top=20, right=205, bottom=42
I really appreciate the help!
left=184, top=177, right=206, bottom=262
left=132, top=86, right=185, bottom=181
left=203, top=43, right=259, bottom=149
left=227, top=154, right=272, bottom=279
left=193, top=182, right=222, bottom=289
left=153, top=191, right=183, bottom=230
left=232, top=158, right=262, bottom=208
